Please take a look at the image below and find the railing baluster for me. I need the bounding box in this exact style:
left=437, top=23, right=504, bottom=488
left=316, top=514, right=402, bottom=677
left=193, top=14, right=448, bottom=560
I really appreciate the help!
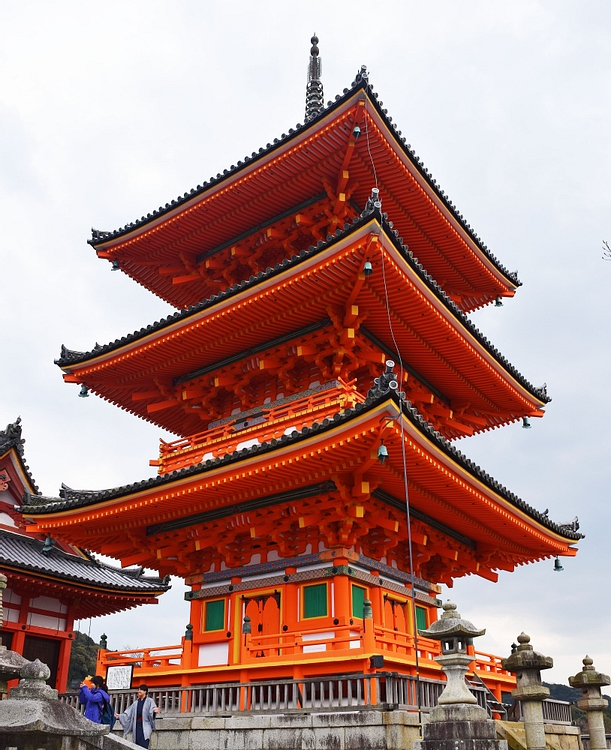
left=72, top=673, right=476, bottom=719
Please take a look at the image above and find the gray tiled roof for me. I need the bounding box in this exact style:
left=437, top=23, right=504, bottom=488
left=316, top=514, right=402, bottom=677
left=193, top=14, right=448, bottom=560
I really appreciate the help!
left=22, top=386, right=580, bottom=542
left=57, top=206, right=549, bottom=406
left=89, top=70, right=518, bottom=290
left=0, top=529, right=170, bottom=592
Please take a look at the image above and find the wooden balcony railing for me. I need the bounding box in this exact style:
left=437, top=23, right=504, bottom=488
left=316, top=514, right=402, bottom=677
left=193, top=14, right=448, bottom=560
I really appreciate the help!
left=513, top=697, right=573, bottom=725
left=101, top=644, right=183, bottom=670
left=470, top=649, right=509, bottom=677
left=60, top=677, right=573, bottom=723
left=97, top=628, right=513, bottom=679
left=155, top=379, right=363, bottom=473
left=61, top=673, right=473, bottom=715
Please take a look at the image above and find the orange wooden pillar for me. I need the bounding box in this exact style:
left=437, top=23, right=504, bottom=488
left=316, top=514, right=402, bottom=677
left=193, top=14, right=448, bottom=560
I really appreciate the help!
left=283, top=567, right=298, bottom=656
left=226, top=586, right=239, bottom=666
left=369, top=573, right=383, bottom=654
left=362, top=597, right=375, bottom=654
left=57, top=635, right=73, bottom=692
left=332, top=567, right=351, bottom=652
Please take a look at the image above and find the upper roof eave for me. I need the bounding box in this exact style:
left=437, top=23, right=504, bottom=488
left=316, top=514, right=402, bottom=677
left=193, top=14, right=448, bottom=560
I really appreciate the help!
left=88, top=73, right=519, bottom=291
left=21, top=390, right=580, bottom=544
left=59, top=209, right=549, bottom=407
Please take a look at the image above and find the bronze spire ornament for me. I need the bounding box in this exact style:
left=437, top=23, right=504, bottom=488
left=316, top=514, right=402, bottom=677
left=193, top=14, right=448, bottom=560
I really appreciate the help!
left=305, top=34, right=324, bottom=120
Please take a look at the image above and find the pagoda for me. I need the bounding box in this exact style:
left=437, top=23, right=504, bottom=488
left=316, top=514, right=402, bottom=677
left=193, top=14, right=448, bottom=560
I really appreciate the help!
left=22, top=40, right=580, bottom=700
left=0, top=418, right=170, bottom=691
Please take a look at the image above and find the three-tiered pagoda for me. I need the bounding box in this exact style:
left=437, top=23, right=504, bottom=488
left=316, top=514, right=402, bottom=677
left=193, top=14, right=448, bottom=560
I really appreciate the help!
left=22, top=40, right=580, bottom=699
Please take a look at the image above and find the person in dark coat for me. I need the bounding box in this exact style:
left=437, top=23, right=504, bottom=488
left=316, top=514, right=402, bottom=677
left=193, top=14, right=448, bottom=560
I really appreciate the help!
left=79, top=675, right=110, bottom=723
left=116, top=683, right=159, bottom=748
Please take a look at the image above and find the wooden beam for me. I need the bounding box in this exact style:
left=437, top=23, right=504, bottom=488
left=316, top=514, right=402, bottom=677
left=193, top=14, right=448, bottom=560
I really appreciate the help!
left=147, top=399, right=180, bottom=414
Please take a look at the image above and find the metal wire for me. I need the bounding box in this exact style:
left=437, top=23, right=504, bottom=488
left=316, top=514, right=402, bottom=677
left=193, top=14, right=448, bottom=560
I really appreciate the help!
left=365, top=103, right=423, bottom=729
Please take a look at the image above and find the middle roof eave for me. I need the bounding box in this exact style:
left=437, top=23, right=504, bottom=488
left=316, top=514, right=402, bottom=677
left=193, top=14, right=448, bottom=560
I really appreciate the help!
left=58, top=211, right=549, bottom=411
left=21, top=391, right=580, bottom=548
left=90, top=79, right=518, bottom=309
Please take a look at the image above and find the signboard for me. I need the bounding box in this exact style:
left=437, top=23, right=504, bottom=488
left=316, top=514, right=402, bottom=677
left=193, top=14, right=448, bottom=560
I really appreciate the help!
left=105, top=664, right=134, bottom=691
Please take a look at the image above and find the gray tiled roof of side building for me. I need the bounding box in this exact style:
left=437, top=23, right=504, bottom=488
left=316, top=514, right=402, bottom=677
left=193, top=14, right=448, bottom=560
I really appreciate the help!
left=0, top=529, right=170, bottom=592
left=0, top=418, right=40, bottom=494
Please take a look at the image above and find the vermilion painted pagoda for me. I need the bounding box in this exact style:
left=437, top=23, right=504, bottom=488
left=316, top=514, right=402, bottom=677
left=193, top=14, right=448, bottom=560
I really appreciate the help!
left=0, top=418, right=170, bottom=691
left=22, top=40, right=580, bottom=700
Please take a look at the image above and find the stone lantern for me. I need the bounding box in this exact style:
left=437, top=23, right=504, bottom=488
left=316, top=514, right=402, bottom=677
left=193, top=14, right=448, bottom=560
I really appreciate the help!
left=414, top=601, right=507, bottom=750
left=419, top=600, right=487, bottom=715
left=569, top=656, right=610, bottom=750
left=502, top=633, right=553, bottom=750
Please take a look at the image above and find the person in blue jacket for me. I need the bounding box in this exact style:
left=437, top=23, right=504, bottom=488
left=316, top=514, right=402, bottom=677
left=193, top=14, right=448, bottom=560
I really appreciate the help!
left=79, top=675, right=110, bottom=723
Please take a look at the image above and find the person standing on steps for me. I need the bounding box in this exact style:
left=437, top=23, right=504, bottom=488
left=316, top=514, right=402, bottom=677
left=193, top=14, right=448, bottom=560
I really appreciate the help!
left=115, top=683, right=160, bottom=749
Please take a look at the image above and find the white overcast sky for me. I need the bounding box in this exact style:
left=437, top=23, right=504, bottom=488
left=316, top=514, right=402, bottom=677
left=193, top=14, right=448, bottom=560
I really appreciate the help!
left=1, top=0, right=610, bottom=683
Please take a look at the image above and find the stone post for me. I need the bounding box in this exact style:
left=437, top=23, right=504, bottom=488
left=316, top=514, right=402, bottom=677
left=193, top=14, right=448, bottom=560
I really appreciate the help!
left=569, top=655, right=610, bottom=750
left=414, top=601, right=507, bottom=750
left=502, top=633, right=553, bottom=750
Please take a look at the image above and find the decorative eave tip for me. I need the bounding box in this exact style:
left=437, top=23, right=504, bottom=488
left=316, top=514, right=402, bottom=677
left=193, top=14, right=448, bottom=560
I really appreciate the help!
left=305, top=33, right=324, bottom=121
left=0, top=417, right=24, bottom=457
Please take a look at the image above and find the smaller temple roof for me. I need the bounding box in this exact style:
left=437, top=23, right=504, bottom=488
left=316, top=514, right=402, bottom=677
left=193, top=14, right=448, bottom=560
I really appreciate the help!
left=0, top=416, right=170, bottom=617
left=0, top=528, right=169, bottom=593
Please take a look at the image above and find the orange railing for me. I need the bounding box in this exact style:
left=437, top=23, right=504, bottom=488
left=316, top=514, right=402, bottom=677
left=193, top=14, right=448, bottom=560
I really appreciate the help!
left=243, top=622, right=365, bottom=660
left=156, top=380, right=364, bottom=473
left=100, top=644, right=184, bottom=671
left=374, top=626, right=441, bottom=661
left=471, top=648, right=510, bottom=677
left=97, top=628, right=511, bottom=688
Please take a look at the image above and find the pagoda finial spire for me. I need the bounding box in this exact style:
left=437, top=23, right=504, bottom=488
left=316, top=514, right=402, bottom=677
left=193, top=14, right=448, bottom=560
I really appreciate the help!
left=305, top=33, right=324, bottom=121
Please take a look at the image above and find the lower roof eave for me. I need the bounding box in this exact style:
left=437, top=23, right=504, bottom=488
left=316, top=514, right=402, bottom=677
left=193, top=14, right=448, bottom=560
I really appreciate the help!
left=21, top=394, right=581, bottom=563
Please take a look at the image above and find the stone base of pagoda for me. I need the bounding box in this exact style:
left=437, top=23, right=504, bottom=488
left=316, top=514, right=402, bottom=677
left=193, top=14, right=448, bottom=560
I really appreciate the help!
left=119, top=710, right=421, bottom=750
left=414, top=705, right=507, bottom=750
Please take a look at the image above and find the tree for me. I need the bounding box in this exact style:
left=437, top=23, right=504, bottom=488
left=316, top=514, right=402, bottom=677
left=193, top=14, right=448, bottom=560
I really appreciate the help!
left=67, top=631, right=99, bottom=690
